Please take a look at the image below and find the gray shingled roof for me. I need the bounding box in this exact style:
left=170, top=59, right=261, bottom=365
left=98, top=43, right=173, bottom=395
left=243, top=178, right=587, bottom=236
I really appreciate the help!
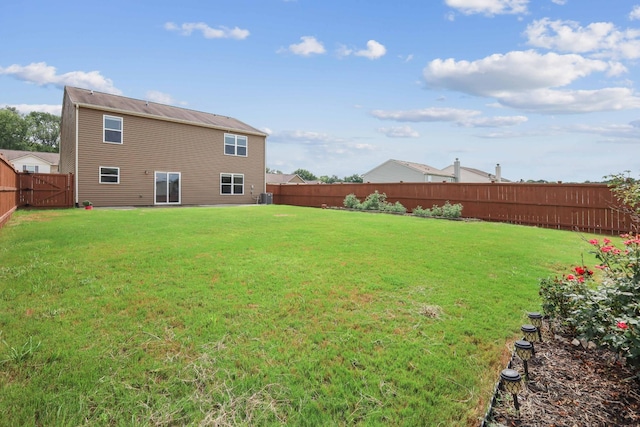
left=0, top=149, right=59, bottom=165
left=393, top=160, right=454, bottom=177
left=65, top=86, right=267, bottom=136
left=266, top=173, right=304, bottom=184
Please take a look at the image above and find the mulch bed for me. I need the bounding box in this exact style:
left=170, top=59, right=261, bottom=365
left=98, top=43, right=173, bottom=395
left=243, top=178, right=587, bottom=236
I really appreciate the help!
left=487, top=325, right=640, bottom=427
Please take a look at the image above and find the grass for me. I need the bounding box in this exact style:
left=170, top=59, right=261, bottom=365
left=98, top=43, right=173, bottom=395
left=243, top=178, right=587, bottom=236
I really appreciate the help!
left=0, top=205, right=597, bottom=426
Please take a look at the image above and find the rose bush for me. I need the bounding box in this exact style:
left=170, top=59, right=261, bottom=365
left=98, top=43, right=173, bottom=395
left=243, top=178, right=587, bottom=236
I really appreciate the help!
left=539, top=233, right=640, bottom=370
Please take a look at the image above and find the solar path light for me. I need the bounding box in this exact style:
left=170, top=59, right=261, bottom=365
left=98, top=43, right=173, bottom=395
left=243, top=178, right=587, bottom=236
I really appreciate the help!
left=521, top=324, right=538, bottom=355
left=528, top=312, right=543, bottom=341
left=500, top=369, right=522, bottom=412
left=514, top=339, right=534, bottom=380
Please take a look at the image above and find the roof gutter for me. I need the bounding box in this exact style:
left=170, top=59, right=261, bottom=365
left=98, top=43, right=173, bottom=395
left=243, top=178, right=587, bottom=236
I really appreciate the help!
left=73, top=102, right=268, bottom=138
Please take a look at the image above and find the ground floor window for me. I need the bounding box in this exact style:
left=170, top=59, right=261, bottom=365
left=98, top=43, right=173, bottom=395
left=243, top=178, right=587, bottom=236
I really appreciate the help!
left=155, top=171, right=181, bottom=204
left=22, top=165, right=39, bottom=173
left=220, top=173, right=244, bottom=195
left=99, top=166, right=120, bottom=184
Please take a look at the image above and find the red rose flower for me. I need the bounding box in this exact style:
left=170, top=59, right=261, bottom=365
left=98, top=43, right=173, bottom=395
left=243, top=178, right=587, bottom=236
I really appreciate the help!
left=617, top=321, right=628, bottom=330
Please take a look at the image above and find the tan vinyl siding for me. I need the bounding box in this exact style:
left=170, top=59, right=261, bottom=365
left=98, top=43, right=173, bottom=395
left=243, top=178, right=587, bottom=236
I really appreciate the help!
left=59, top=90, right=77, bottom=176
left=76, top=108, right=266, bottom=207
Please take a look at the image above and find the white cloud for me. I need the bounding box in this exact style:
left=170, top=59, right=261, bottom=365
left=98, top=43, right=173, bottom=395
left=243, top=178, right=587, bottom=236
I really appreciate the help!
left=630, top=5, right=640, bottom=21
left=423, top=50, right=640, bottom=113
left=463, top=115, right=528, bottom=127
left=551, top=0, right=567, bottom=5
left=567, top=122, right=640, bottom=140
left=445, top=0, right=529, bottom=16
left=498, top=87, right=640, bottom=113
left=145, top=90, right=177, bottom=105
left=354, top=40, right=387, bottom=59
left=372, top=107, right=481, bottom=122
left=377, top=126, right=420, bottom=138
left=268, top=130, right=341, bottom=143
left=5, top=104, right=62, bottom=115
left=337, top=40, right=387, bottom=59
left=525, top=18, right=640, bottom=59
left=424, top=50, right=610, bottom=97
left=164, top=22, right=249, bottom=40
left=336, top=44, right=353, bottom=58
left=370, top=107, right=527, bottom=127
left=0, top=62, right=121, bottom=94
left=284, top=36, right=326, bottom=56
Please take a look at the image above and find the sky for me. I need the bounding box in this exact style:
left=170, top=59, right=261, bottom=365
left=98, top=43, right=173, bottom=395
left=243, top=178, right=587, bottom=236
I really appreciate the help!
left=1, top=0, right=639, bottom=182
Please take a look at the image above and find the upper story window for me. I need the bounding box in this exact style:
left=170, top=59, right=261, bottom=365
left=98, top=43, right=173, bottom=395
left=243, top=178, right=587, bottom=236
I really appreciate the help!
left=104, top=115, right=123, bottom=144
left=99, top=166, right=120, bottom=184
left=224, top=134, right=247, bottom=157
left=23, top=165, right=39, bottom=173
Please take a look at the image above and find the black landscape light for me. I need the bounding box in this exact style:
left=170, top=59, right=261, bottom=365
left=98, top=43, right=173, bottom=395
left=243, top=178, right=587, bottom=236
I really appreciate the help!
left=521, top=324, right=538, bottom=355
left=528, top=312, right=543, bottom=341
left=514, top=340, right=534, bottom=380
left=500, top=369, right=522, bottom=411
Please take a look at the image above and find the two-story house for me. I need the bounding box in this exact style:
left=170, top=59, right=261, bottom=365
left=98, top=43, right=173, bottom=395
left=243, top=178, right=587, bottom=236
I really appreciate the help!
left=59, top=86, right=268, bottom=207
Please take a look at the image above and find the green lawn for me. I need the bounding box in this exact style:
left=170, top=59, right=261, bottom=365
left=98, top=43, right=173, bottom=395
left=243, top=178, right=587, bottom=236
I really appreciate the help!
left=0, top=205, right=594, bottom=426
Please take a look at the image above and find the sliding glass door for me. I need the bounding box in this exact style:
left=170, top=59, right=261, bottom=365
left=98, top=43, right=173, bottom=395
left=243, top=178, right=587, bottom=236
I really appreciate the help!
left=155, top=172, right=181, bottom=204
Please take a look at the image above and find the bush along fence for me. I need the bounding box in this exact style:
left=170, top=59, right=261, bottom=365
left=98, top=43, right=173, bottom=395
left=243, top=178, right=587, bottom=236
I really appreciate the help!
left=267, top=181, right=634, bottom=235
left=341, top=192, right=463, bottom=219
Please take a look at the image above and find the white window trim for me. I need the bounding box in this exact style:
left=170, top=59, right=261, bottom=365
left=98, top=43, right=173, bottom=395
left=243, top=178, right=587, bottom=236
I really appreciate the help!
left=224, top=133, right=248, bottom=157
left=220, top=173, right=244, bottom=195
left=23, top=165, right=39, bottom=173
left=154, top=171, right=182, bottom=205
left=103, top=115, right=123, bottom=144
left=99, top=166, right=120, bottom=184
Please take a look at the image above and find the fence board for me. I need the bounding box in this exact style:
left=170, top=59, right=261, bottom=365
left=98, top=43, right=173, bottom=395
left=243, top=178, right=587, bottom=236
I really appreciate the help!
left=0, top=153, right=18, bottom=228
left=267, top=182, right=634, bottom=235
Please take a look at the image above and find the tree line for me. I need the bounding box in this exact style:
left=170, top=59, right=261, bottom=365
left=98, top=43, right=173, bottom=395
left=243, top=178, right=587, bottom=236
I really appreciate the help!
left=267, top=167, right=363, bottom=183
left=0, top=107, right=60, bottom=152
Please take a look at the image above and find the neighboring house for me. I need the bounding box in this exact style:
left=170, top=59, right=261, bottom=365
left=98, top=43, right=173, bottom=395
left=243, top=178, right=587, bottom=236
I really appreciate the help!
left=266, top=173, right=305, bottom=184
left=0, top=149, right=59, bottom=173
left=59, top=86, right=268, bottom=207
left=362, top=159, right=455, bottom=183
left=441, top=159, right=508, bottom=183
left=363, top=158, right=508, bottom=183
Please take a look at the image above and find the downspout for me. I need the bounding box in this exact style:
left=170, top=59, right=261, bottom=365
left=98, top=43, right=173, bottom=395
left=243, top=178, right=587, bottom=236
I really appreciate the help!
left=74, top=104, right=79, bottom=206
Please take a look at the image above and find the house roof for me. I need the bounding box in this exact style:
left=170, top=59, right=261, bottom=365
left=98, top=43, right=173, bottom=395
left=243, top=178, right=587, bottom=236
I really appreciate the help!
left=441, top=164, right=511, bottom=182
left=364, top=159, right=453, bottom=177
left=394, top=160, right=453, bottom=176
left=266, top=173, right=305, bottom=184
left=0, top=149, right=59, bottom=165
left=65, top=86, right=267, bottom=137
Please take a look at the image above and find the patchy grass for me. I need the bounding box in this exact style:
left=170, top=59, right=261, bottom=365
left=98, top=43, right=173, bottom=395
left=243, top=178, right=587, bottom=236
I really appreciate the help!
left=0, top=205, right=594, bottom=426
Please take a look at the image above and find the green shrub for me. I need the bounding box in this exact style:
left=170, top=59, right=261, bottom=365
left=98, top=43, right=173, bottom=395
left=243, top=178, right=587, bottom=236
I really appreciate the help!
left=344, top=192, right=407, bottom=214
left=412, top=201, right=463, bottom=219
left=441, top=201, right=463, bottom=218
left=343, top=193, right=360, bottom=209
left=381, top=201, right=407, bottom=214
left=360, top=191, right=387, bottom=210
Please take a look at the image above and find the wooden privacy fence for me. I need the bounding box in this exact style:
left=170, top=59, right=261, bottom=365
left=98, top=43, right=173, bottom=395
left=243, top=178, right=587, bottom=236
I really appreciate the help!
left=0, top=152, right=74, bottom=229
left=0, top=153, right=18, bottom=228
left=267, top=182, right=634, bottom=235
left=18, top=172, right=74, bottom=208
